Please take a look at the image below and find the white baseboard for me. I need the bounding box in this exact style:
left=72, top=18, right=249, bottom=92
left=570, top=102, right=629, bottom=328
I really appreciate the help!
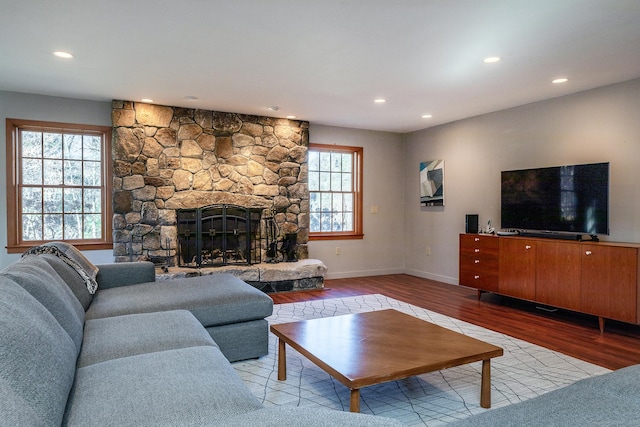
left=324, top=267, right=405, bottom=280
left=324, top=267, right=458, bottom=286
left=402, top=269, right=458, bottom=285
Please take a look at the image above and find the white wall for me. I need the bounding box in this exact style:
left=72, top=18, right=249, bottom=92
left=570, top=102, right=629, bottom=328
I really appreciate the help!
left=308, top=124, right=405, bottom=279
left=0, top=91, right=115, bottom=268
left=403, top=78, right=640, bottom=284
left=4, top=80, right=640, bottom=280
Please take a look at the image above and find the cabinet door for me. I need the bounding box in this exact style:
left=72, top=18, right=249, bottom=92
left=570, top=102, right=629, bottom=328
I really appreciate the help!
left=581, top=245, right=638, bottom=323
left=499, top=238, right=536, bottom=300
left=535, top=240, right=581, bottom=311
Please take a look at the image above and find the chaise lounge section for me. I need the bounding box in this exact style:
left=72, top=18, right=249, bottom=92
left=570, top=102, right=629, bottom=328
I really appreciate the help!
left=89, top=263, right=273, bottom=362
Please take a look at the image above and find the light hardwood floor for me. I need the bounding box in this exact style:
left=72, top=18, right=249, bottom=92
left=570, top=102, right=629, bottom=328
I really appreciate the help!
left=270, top=274, right=640, bottom=370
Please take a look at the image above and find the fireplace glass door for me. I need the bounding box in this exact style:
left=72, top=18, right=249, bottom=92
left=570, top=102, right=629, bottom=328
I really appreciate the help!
left=177, top=204, right=261, bottom=267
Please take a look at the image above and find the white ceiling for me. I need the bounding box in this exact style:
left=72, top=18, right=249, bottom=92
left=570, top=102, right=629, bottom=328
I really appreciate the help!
left=2, top=0, right=640, bottom=133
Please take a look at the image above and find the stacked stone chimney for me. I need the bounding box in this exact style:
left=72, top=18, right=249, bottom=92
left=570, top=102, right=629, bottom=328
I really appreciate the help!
left=111, top=101, right=309, bottom=265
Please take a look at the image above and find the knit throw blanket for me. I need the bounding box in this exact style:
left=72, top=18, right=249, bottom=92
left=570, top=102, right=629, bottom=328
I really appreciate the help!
left=23, top=245, right=99, bottom=294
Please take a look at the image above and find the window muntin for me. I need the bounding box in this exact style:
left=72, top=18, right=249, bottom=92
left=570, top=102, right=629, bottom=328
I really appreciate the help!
left=308, top=143, right=363, bottom=240
left=6, top=119, right=113, bottom=253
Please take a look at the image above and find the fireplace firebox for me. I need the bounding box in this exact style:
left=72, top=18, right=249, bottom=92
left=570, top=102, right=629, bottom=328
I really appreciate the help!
left=177, top=204, right=262, bottom=268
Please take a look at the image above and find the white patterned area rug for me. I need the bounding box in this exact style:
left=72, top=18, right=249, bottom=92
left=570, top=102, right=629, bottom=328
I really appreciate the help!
left=232, top=294, right=610, bottom=426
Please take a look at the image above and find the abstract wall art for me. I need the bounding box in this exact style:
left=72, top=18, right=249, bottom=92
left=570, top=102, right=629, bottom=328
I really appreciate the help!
left=420, top=159, right=444, bottom=206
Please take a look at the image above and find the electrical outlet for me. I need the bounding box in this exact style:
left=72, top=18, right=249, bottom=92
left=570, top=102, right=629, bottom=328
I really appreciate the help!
left=335, top=247, right=341, bottom=255
left=370, top=205, right=379, bottom=214
left=426, top=247, right=431, bottom=256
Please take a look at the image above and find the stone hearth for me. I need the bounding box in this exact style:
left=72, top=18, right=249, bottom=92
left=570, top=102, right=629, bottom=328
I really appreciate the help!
left=155, top=259, right=327, bottom=293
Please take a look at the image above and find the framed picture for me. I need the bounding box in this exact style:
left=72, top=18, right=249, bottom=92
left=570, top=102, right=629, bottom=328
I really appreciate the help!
left=420, top=160, right=444, bottom=206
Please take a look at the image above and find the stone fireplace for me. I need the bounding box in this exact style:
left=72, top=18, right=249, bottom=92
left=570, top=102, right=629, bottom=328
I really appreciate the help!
left=111, top=101, right=310, bottom=267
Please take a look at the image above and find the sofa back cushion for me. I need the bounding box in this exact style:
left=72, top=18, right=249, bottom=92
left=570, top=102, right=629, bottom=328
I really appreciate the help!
left=43, top=241, right=99, bottom=283
left=23, top=242, right=99, bottom=295
left=1, top=255, right=85, bottom=352
left=40, top=253, right=94, bottom=310
left=0, top=276, right=78, bottom=426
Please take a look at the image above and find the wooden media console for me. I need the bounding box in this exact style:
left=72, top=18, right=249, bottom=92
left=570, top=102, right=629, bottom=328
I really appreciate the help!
left=459, top=234, right=640, bottom=332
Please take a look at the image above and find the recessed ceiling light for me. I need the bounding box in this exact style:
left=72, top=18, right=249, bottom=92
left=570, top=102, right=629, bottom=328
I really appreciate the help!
left=184, top=95, right=198, bottom=100
left=141, top=98, right=154, bottom=103
left=483, top=56, right=501, bottom=63
left=374, top=98, right=386, bottom=104
left=267, top=106, right=280, bottom=112
left=286, top=115, right=297, bottom=119
left=53, top=51, right=74, bottom=59
left=421, top=114, right=433, bottom=119
left=552, top=78, right=569, bottom=84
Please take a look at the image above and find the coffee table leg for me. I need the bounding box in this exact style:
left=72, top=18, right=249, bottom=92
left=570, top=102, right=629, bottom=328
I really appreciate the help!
left=277, top=339, right=287, bottom=381
left=349, top=389, right=360, bottom=413
left=480, top=359, right=491, bottom=408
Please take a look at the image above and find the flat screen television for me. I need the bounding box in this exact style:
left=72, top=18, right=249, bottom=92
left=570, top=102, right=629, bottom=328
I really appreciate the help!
left=501, top=162, right=609, bottom=237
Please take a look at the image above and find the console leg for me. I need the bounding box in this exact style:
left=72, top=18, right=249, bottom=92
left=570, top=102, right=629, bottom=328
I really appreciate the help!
left=477, top=290, right=483, bottom=300
left=598, top=317, right=605, bottom=334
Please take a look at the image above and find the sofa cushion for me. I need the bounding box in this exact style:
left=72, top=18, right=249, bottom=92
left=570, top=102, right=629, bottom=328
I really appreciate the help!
left=95, top=261, right=156, bottom=289
left=0, top=276, right=78, bottom=426
left=0, top=380, right=42, bottom=427
left=44, top=241, right=99, bottom=289
left=23, top=242, right=98, bottom=295
left=86, top=273, right=273, bottom=327
left=574, top=363, right=640, bottom=401
left=40, top=253, right=93, bottom=310
left=2, top=255, right=85, bottom=352
left=78, top=310, right=218, bottom=368
left=217, top=406, right=405, bottom=426
left=447, top=368, right=639, bottom=427
left=64, top=346, right=264, bottom=426
left=206, top=319, right=269, bottom=362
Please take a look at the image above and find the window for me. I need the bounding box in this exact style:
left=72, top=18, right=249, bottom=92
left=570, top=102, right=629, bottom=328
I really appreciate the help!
left=308, top=143, right=363, bottom=240
left=6, top=119, right=113, bottom=253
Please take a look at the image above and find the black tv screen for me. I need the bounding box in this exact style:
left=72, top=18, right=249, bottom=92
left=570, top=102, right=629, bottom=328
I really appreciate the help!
left=501, top=162, right=609, bottom=235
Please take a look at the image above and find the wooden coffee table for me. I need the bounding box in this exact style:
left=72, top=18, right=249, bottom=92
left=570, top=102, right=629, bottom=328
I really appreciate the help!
left=270, top=309, right=503, bottom=412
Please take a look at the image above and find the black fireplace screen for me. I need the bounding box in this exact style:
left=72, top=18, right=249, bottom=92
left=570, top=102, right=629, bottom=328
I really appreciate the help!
left=177, top=204, right=262, bottom=268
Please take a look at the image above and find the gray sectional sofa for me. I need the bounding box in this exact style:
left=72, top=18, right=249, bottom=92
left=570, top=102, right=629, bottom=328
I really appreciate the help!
left=0, top=242, right=401, bottom=426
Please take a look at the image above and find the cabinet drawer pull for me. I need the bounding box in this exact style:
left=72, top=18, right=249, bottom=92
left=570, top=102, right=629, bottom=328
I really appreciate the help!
left=474, top=275, right=480, bottom=279
left=525, top=245, right=532, bottom=250
left=585, top=250, right=592, bottom=256
left=474, top=237, right=480, bottom=242
left=474, top=249, right=480, bottom=253
left=474, top=259, right=480, bottom=264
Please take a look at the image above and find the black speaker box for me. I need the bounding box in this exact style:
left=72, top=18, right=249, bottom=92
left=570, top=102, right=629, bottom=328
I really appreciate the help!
left=465, top=214, right=479, bottom=234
